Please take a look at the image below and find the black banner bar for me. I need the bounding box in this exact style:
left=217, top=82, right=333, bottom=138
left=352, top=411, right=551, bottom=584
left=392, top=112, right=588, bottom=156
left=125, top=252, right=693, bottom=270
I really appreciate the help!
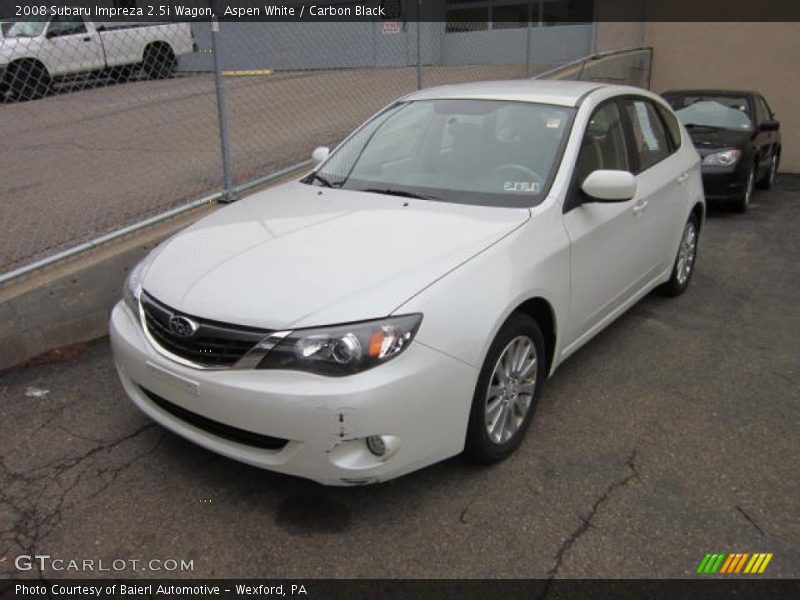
left=2, top=579, right=800, bottom=600
left=2, top=0, right=800, bottom=22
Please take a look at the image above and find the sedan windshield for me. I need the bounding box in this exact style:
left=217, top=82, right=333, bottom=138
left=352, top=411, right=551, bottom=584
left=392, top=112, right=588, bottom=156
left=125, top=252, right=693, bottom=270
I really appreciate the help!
left=308, top=99, right=575, bottom=207
left=666, top=94, right=753, bottom=131
left=5, top=21, right=47, bottom=38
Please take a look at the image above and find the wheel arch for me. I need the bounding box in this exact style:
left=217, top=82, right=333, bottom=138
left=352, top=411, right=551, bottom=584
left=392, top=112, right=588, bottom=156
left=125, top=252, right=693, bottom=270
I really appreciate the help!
left=691, top=201, right=705, bottom=230
left=509, top=297, right=557, bottom=377
left=6, top=57, right=51, bottom=79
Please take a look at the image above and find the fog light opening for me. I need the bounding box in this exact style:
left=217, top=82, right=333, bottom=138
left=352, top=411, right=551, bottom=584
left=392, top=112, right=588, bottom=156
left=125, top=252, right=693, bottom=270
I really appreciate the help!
left=366, top=435, right=386, bottom=457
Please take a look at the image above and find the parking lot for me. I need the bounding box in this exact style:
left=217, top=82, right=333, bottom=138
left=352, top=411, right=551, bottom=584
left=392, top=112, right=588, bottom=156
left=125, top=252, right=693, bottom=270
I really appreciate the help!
left=0, top=180, right=798, bottom=580
left=0, top=64, right=533, bottom=273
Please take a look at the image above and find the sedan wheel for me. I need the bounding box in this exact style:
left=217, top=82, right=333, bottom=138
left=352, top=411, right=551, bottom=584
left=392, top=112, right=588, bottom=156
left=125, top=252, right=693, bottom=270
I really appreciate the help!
left=466, top=313, right=546, bottom=463
left=735, top=166, right=755, bottom=213
left=758, top=154, right=779, bottom=190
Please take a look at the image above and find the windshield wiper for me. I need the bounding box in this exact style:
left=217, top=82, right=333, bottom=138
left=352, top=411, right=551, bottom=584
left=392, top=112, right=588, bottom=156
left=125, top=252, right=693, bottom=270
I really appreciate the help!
left=361, top=188, right=439, bottom=201
left=306, top=172, right=335, bottom=188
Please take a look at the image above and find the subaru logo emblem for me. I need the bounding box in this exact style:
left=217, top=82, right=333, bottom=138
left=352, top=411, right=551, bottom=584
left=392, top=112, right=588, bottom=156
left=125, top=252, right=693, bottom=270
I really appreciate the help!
left=168, top=315, right=199, bottom=338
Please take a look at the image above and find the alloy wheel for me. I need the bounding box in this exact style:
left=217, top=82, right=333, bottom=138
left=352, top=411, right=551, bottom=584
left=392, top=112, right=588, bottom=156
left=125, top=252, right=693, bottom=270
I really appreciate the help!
left=769, top=156, right=778, bottom=186
left=485, top=335, right=537, bottom=444
left=744, top=168, right=755, bottom=207
left=676, top=220, right=698, bottom=285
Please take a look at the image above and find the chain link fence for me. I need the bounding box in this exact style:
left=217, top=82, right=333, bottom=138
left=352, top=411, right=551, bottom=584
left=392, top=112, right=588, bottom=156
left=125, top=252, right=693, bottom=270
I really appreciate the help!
left=0, top=9, right=651, bottom=281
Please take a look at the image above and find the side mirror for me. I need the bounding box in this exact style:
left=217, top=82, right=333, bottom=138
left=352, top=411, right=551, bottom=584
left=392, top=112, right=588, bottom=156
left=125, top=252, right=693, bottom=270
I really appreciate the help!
left=760, top=120, right=780, bottom=132
left=581, top=170, right=637, bottom=202
left=311, top=146, right=330, bottom=164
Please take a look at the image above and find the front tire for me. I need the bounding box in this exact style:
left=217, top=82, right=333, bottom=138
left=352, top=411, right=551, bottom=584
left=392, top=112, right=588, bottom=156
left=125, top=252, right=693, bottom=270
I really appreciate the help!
left=657, top=214, right=699, bottom=297
left=465, top=313, right=546, bottom=463
left=733, top=163, right=755, bottom=213
left=8, top=61, right=50, bottom=101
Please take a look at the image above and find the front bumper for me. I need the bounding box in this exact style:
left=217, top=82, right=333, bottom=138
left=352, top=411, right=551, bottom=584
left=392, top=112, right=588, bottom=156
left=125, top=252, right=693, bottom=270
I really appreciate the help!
left=700, top=164, right=749, bottom=201
left=109, top=302, right=478, bottom=485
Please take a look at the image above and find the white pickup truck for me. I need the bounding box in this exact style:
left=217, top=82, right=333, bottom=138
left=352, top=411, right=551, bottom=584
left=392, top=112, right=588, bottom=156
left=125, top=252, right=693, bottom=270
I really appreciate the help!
left=1, top=17, right=195, bottom=100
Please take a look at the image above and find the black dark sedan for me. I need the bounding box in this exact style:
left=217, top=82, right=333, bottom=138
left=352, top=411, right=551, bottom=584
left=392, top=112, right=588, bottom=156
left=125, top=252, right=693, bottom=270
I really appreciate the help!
left=662, top=90, right=781, bottom=213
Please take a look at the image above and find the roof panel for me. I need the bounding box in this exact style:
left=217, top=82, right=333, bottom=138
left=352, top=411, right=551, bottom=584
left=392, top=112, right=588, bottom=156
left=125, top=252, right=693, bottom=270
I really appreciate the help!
left=405, top=79, right=608, bottom=107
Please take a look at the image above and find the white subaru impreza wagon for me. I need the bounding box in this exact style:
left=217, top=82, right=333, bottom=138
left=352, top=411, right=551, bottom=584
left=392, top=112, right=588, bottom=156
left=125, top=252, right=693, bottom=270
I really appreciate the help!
left=110, top=80, right=704, bottom=485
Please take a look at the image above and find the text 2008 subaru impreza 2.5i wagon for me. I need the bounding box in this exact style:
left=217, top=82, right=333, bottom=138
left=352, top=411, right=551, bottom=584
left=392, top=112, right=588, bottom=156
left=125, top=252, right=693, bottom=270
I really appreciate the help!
left=110, top=80, right=705, bottom=485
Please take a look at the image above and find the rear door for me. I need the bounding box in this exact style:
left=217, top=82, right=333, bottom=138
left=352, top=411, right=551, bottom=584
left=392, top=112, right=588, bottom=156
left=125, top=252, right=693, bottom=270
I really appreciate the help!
left=620, top=96, right=689, bottom=277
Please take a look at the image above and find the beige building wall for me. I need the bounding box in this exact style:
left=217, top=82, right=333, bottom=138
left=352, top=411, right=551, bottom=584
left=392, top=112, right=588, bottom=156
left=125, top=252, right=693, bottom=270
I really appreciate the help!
left=596, top=22, right=799, bottom=172
left=593, top=22, right=645, bottom=53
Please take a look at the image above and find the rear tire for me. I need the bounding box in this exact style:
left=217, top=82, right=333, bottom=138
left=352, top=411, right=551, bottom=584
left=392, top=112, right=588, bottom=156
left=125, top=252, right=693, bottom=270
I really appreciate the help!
left=733, top=163, right=755, bottom=213
left=465, top=313, right=546, bottom=464
left=143, top=44, right=176, bottom=80
left=657, top=214, right=700, bottom=297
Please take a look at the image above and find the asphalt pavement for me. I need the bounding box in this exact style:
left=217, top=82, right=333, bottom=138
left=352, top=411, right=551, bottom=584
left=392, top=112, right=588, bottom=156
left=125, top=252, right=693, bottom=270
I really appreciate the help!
left=0, top=181, right=798, bottom=579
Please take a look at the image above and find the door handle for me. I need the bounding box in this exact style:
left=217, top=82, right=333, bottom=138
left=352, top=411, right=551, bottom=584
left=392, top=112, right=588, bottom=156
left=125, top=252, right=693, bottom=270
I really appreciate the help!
left=632, top=200, right=649, bottom=216
left=82, top=36, right=92, bottom=42
left=677, top=172, right=690, bottom=184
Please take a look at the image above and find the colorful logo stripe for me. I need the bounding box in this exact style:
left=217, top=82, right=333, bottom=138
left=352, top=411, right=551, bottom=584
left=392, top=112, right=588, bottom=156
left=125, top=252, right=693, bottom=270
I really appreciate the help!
left=697, top=553, right=773, bottom=574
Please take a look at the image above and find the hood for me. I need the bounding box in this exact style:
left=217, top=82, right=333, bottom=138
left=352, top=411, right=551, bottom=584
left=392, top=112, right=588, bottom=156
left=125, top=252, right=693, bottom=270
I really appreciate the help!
left=686, top=127, right=751, bottom=154
left=142, top=182, right=529, bottom=329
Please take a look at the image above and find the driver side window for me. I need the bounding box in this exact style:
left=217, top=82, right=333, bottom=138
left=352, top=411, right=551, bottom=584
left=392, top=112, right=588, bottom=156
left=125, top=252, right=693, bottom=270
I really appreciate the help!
left=48, top=16, right=88, bottom=38
left=575, top=102, right=630, bottom=186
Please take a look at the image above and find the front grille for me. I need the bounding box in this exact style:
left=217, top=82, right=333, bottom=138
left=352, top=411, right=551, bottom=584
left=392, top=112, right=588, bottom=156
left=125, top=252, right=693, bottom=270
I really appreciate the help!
left=140, top=292, right=271, bottom=368
left=141, top=387, right=288, bottom=450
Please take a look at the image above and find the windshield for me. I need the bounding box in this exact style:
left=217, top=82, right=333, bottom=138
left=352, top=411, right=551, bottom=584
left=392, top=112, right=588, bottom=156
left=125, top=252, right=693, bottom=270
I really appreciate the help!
left=666, top=94, right=753, bottom=131
left=307, top=99, right=575, bottom=207
left=5, top=21, right=47, bottom=38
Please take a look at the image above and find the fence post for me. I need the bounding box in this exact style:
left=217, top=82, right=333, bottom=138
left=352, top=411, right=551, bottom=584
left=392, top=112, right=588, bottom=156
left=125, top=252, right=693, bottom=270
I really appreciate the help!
left=416, top=0, right=423, bottom=90
left=210, top=14, right=235, bottom=203
left=524, top=6, right=532, bottom=77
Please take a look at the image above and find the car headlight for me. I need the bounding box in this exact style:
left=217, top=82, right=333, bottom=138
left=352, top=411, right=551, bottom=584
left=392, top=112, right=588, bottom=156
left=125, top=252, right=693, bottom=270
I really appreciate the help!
left=123, top=259, right=148, bottom=315
left=702, top=149, right=742, bottom=167
left=256, top=314, right=423, bottom=376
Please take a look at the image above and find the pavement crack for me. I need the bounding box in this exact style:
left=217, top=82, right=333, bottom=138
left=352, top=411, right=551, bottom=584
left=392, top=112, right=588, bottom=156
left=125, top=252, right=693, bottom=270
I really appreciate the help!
left=459, top=498, right=476, bottom=525
left=541, top=450, right=638, bottom=594
left=0, top=422, right=158, bottom=562
left=736, top=506, right=766, bottom=537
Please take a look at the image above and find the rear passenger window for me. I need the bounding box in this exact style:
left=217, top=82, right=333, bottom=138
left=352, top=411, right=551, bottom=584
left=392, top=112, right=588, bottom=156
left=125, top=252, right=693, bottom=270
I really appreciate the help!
left=624, top=99, right=671, bottom=172
left=656, top=103, right=682, bottom=150
left=755, top=96, right=773, bottom=124
left=575, top=102, right=630, bottom=185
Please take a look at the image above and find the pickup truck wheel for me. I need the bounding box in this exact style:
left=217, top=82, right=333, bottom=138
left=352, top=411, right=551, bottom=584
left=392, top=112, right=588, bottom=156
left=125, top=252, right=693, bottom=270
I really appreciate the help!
left=143, top=45, right=176, bottom=80
left=8, top=61, right=50, bottom=101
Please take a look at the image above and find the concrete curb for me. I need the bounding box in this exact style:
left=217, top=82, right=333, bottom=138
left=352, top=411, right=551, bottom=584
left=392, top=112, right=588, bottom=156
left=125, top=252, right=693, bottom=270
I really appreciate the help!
left=0, top=167, right=305, bottom=372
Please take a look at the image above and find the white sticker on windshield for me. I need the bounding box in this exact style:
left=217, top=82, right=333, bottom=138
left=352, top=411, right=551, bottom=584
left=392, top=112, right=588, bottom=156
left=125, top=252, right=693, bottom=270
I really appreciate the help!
left=546, top=117, right=562, bottom=129
left=504, top=181, right=541, bottom=193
